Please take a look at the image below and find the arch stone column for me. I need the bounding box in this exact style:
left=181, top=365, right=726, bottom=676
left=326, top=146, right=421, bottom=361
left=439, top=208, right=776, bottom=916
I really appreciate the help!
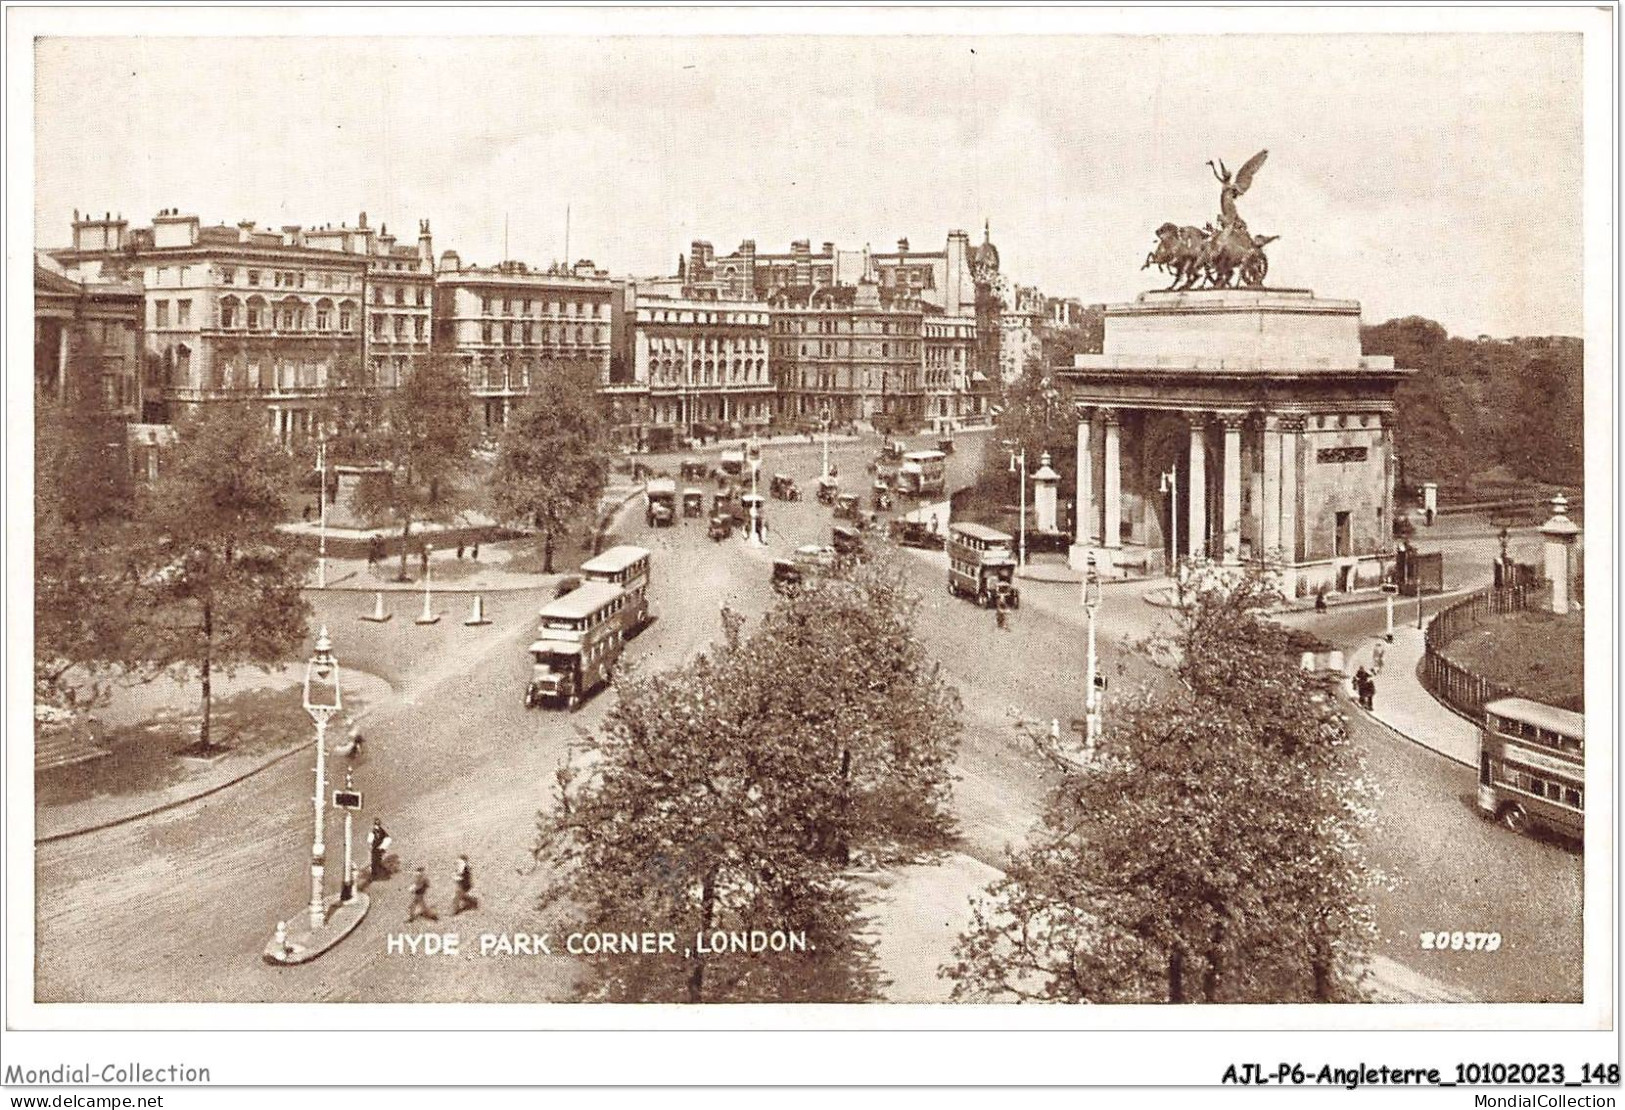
left=1262, top=414, right=1282, bottom=563
left=1187, top=415, right=1207, bottom=558
left=1074, top=407, right=1095, bottom=546
left=1278, top=415, right=1304, bottom=595
left=1219, top=412, right=1245, bottom=565
left=1102, top=409, right=1122, bottom=550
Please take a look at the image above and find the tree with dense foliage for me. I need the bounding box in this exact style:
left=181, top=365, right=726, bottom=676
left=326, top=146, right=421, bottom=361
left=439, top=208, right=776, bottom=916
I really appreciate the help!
left=134, top=402, right=311, bottom=751
left=1363, top=317, right=1582, bottom=495
left=490, top=361, right=611, bottom=572
left=34, top=328, right=141, bottom=707
left=534, top=559, right=961, bottom=1002
left=349, top=354, right=477, bottom=579
left=944, top=570, right=1377, bottom=1003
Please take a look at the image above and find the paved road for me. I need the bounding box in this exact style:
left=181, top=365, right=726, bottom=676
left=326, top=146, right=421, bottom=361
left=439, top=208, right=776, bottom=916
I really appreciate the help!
left=34, top=430, right=1580, bottom=1003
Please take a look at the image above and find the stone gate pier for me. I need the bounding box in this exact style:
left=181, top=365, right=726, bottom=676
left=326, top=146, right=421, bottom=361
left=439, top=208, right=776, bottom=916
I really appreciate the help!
left=1058, top=288, right=1414, bottom=599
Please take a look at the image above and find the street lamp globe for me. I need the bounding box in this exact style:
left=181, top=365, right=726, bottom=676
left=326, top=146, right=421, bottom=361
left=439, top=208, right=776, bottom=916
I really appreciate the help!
left=1084, top=554, right=1102, bottom=611
left=304, top=626, right=342, bottom=720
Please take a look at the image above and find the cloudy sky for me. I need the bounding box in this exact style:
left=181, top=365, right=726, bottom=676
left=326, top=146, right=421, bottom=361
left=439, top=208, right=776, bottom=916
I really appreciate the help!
left=32, top=26, right=1586, bottom=336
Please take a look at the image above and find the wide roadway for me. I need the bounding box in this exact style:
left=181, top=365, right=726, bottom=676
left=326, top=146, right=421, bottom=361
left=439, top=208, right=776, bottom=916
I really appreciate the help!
left=33, top=430, right=1579, bottom=1003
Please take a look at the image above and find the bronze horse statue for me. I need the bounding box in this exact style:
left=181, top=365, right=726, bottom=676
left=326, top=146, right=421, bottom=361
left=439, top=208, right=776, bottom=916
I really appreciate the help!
left=1144, top=221, right=1278, bottom=290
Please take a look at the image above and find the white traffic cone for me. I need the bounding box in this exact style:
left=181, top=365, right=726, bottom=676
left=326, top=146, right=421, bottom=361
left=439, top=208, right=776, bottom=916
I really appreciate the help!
left=359, top=591, right=392, bottom=623
left=464, top=594, right=492, bottom=627
left=414, top=591, right=440, bottom=626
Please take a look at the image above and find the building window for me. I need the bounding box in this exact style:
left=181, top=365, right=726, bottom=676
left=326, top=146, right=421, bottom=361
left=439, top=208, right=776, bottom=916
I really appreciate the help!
left=395, top=287, right=405, bottom=306
left=482, top=323, right=494, bottom=344
left=316, top=306, right=331, bottom=330
left=154, top=301, right=169, bottom=328
left=522, top=298, right=532, bottom=315
left=247, top=305, right=263, bottom=330
left=246, top=270, right=260, bottom=286
left=219, top=267, right=234, bottom=285
left=415, top=318, right=426, bottom=341
left=373, top=316, right=385, bottom=338
left=416, top=288, right=426, bottom=307
left=339, top=307, right=353, bottom=332
left=177, top=300, right=191, bottom=328
left=481, top=296, right=492, bottom=315
left=396, top=317, right=407, bottom=339
left=219, top=300, right=237, bottom=329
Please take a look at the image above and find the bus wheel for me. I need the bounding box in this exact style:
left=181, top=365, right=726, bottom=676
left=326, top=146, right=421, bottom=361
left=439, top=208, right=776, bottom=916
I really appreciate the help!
left=1498, top=803, right=1528, bottom=834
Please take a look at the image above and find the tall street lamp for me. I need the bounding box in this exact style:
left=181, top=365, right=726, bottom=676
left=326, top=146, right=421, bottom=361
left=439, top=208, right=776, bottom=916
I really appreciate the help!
left=1082, top=553, right=1103, bottom=747
left=315, top=434, right=329, bottom=590
left=1160, top=465, right=1179, bottom=582
left=821, top=408, right=832, bottom=480
left=1009, top=445, right=1028, bottom=567
left=303, top=627, right=341, bottom=930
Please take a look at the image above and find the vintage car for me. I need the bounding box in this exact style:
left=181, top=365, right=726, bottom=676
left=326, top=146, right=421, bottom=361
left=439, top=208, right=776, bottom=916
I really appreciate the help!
left=769, top=474, right=800, bottom=501
left=831, top=524, right=865, bottom=559
left=937, top=437, right=955, bottom=456
left=682, top=488, right=705, bottom=518
left=707, top=513, right=733, bottom=542
left=679, top=459, right=709, bottom=481
left=772, top=544, right=838, bottom=593
left=833, top=492, right=862, bottom=521
left=718, top=447, right=746, bottom=477
left=871, top=481, right=893, bottom=512
left=889, top=518, right=945, bottom=550
left=815, top=475, right=840, bottom=505
left=645, top=478, right=677, bottom=527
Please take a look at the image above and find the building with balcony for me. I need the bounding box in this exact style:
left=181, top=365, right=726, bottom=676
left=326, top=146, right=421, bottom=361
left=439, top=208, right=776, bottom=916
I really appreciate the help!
left=630, top=289, right=773, bottom=450
left=432, top=255, right=618, bottom=431
left=768, top=280, right=927, bottom=429
left=49, top=209, right=403, bottom=450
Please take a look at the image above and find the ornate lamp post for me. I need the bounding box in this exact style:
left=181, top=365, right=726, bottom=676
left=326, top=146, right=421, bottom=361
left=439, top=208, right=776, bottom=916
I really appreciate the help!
left=303, top=627, right=341, bottom=930
left=1082, top=553, right=1103, bottom=746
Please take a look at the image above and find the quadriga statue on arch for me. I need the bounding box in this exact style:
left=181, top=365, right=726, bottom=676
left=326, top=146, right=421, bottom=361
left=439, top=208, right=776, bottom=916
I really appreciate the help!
left=1143, top=149, right=1279, bottom=290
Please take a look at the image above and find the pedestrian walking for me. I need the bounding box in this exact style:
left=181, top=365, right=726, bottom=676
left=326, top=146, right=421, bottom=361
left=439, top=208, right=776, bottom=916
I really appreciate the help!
left=471, top=542, right=480, bottom=561
left=1362, top=671, right=1378, bottom=710
left=451, top=854, right=478, bottom=916
left=1351, top=666, right=1371, bottom=710
left=1371, top=639, right=1387, bottom=675
left=994, top=596, right=1009, bottom=631
left=456, top=541, right=465, bottom=560
left=303, top=504, right=313, bottom=523
left=368, top=819, right=391, bottom=882
left=406, top=865, right=438, bottom=923
left=1315, top=586, right=1329, bottom=613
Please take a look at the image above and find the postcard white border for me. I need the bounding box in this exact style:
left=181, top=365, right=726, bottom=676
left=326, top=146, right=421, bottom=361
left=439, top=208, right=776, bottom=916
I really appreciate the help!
left=4, top=2, right=1616, bottom=1086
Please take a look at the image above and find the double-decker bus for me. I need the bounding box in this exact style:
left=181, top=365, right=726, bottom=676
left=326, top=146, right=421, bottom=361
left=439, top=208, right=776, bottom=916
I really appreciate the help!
left=946, top=521, right=1020, bottom=608
left=1477, top=697, right=1584, bottom=841
left=579, top=544, right=652, bottom=635
left=525, top=581, right=631, bottom=711
left=895, top=450, right=947, bottom=497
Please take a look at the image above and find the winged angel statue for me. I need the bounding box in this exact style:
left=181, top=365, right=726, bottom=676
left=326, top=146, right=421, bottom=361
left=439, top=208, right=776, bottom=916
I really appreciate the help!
left=1144, top=150, right=1279, bottom=290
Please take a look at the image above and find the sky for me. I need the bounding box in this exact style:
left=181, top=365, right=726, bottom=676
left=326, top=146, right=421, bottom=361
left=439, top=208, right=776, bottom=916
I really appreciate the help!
left=32, top=29, right=1585, bottom=337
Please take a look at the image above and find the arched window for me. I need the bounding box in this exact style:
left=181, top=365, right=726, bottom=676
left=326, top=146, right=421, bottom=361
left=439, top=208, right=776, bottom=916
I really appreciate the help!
left=246, top=296, right=268, bottom=331
left=219, top=295, right=241, bottom=329
left=315, top=298, right=334, bottom=331
left=338, top=300, right=356, bottom=332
